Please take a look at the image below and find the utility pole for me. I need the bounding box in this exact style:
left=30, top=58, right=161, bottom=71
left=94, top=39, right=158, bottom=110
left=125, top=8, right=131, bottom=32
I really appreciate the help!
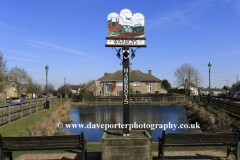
left=189, top=70, right=191, bottom=96
left=64, top=77, right=66, bottom=98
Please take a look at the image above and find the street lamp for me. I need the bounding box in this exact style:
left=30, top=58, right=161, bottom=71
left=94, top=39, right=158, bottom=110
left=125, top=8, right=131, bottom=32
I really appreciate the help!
left=208, top=62, right=212, bottom=104
left=45, top=65, right=49, bottom=97
left=3, top=71, right=7, bottom=103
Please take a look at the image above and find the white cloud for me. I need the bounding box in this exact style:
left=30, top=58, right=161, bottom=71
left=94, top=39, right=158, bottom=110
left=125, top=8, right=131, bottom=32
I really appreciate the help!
left=28, top=40, right=91, bottom=57
left=5, top=56, right=41, bottom=62
left=15, top=52, right=42, bottom=58
left=0, top=21, right=33, bottom=34
left=156, top=21, right=162, bottom=24
left=163, top=17, right=169, bottom=20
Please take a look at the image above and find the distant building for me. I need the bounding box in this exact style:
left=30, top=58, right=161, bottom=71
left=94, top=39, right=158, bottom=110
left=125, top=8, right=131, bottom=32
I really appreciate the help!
left=178, top=83, right=198, bottom=95
left=92, top=70, right=167, bottom=96
left=231, top=81, right=240, bottom=95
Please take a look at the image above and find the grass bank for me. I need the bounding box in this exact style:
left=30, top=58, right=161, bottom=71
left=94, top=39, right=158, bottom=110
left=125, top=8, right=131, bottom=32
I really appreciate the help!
left=28, top=100, right=73, bottom=136
left=0, top=99, right=67, bottom=137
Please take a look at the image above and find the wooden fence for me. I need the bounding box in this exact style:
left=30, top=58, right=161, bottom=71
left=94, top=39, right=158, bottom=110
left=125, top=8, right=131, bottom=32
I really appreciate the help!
left=72, top=96, right=186, bottom=103
left=200, top=96, right=240, bottom=115
left=0, top=98, right=60, bottom=127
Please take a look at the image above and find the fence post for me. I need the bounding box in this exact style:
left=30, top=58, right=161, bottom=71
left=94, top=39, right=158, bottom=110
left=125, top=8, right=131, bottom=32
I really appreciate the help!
left=163, top=97, right=164, bottom=101
left=8, top=105, right=10, bottom=124
left=83, top=98, right=84, bottom=103
left=29, top=102, right=31, bottom=114
left=1, top=110, right=3, bottom=126
left=21, top=103, right=23, bottom=118
left=184, top=95, right=185, bottom=101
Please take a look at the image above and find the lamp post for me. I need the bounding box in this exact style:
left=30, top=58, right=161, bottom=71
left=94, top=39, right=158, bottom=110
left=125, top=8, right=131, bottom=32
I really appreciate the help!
left=45, top=65, right=49, bottom=97
left=208, top=62, right=212, bottom=104
left=4, top=71, right=7, bottom=103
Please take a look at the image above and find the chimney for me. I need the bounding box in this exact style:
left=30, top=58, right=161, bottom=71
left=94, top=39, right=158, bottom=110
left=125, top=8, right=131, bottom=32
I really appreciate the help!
left=148, top=70, right=152, bottom=75
left=110, top=19, right=112, bottom=27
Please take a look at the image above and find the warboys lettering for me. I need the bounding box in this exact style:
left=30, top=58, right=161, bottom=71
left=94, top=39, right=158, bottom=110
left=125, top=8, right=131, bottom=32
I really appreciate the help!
left=113, top=39, right=138, bottom=45
left=124, top=67, right=129, bottom=105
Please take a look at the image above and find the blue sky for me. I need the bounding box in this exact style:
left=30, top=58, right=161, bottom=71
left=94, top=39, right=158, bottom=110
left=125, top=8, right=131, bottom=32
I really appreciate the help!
left=0, top=0, right=239, bottom=90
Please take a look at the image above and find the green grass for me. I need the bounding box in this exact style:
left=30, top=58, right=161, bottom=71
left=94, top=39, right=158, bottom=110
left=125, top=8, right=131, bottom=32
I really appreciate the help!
left=1, top=99, right=239, bottom=159
left=0, top=99, right=66, bottom=137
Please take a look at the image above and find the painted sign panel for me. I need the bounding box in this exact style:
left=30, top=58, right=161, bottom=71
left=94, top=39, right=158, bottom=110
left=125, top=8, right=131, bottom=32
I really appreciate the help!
left=107, top=9, right=145, bottom=39
left=107, top=39, right=145, bottom=45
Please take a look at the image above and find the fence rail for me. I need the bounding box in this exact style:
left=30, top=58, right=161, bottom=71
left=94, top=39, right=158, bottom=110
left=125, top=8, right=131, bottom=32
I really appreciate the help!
left=72, top=96, right=187, bottom=103
left=200, top=96, right=240, bottom=115
left=0, top=98, right=60, bottom=127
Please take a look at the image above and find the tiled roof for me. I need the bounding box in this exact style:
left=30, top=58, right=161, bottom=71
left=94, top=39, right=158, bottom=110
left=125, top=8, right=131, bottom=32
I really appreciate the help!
left=68, top=85, right=80, bottom=90
left=97, top=73, right=112, bottom=81
left=233, top=81, right=240, bottom=87
left=97, top=70, right=161, bottom=82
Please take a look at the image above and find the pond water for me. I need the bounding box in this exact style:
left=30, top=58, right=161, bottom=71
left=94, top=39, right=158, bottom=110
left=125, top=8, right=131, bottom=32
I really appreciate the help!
left=61, top=105, right=196, bottom=142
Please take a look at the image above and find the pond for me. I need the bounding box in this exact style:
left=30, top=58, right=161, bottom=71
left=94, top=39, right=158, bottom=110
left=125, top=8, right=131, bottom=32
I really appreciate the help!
left=61, top=105, right=196, bottom=142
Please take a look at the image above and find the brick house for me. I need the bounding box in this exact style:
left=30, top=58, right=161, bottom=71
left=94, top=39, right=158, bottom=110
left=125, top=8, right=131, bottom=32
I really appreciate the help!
left=93, top=70, right=167, bottom=96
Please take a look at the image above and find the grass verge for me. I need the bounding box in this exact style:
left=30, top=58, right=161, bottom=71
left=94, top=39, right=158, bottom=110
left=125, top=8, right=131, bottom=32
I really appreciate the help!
left=0, top=99, right=66, bottom=137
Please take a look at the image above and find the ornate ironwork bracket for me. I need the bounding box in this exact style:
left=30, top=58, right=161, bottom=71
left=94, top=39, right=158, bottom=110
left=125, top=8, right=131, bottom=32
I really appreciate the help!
left=129, top=47, right=140, bottom=66
left=112, top=47, right=122, bottom=62
left=113, top=47, right=140, bottom=67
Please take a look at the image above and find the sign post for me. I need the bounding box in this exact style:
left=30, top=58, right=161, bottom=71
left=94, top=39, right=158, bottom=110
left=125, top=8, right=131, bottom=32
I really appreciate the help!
left=105, top=9, right=147, bottom=135
left=122, top=46, right=130, bottom=134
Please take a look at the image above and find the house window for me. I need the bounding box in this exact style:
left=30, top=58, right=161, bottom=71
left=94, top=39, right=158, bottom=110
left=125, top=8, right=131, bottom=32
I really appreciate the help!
left=155, top=91, right=159, bottom=93
left=133, top=91, right=141, bottom=94
left=133, top=81, right=141, bottom=86
left=116, top=81, right=123, bottom=86
left=99, top=91, right=102, bottom=95
left=106, top=84, right=111, bottom=93
left=99, top=82, right=102, bottom=85
left=117, top=91, right=123, bottom=96
left=156, top=83, right=159, bottom=86
left=147, top=83, right=151, bottom=93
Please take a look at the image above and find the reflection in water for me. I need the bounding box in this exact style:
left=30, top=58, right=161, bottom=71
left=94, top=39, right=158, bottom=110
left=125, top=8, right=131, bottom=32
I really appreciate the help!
left=61, top=106, right=196, bottom=142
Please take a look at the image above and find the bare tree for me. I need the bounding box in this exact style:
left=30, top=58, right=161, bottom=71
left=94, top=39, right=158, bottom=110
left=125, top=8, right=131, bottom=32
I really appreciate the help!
left=42, top=83, right=55, bottom=95
left=86, top=79, right=96, bottom=96
left=27, top=81, right=42, bottom=98
left=9, top=66, right=32, bottom=96
left=0, top=51, right=8, bottom=98
left=57, top=85, right=71, bottom=97
left=174, top=63, right=203, bottom=95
